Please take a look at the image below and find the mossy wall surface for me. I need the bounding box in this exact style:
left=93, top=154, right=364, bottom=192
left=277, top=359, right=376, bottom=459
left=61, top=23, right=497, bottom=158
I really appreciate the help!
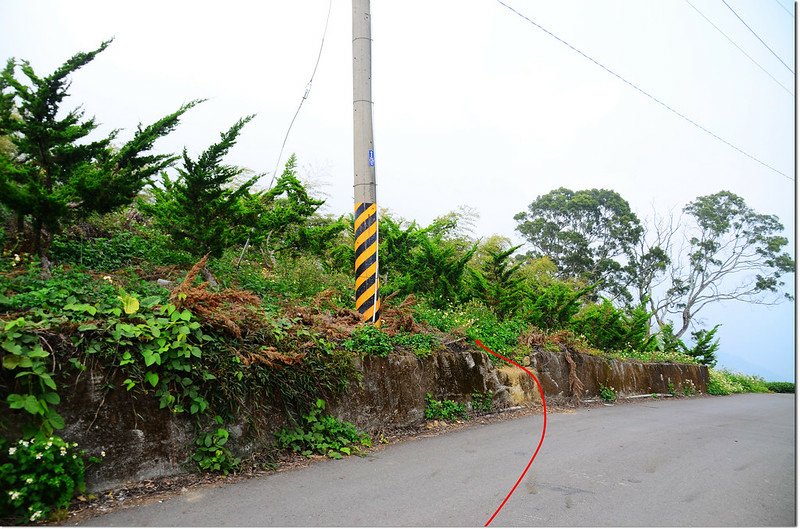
left=12, top=347, right=707, bottom=491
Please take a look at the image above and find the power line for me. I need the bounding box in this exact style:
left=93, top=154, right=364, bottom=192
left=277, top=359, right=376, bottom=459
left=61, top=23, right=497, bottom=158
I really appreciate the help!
left=771, top=0, right=795, bottom=19
left=685, top=0, right=793, bottom=96
left=494, top=0, right=793, bottom=182
left=267, top=0, right=333, bottom=190
left=720, top=0, right=795, bottom=74
left=237, top=0, right=334, bottom=267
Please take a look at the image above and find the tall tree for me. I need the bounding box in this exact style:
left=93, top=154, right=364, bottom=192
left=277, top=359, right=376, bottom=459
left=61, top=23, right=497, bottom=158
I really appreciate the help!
left=514, top=187, right=643, bottom=303
left=0, top=41, right=197, bottom=263
left=146, top=116, right=258, bottom=268
left=245, top=154, right=346, bottom=266
left=654, top=191, right=794, bottom=337
left=469, top=242, right=527, bottom=319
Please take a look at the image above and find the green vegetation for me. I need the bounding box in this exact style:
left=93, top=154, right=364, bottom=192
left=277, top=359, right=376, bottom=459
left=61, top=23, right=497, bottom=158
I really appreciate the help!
left=707, top=369, right=769, bottom=396
left=342, top=325, right=393, bottom=357
left=599, top=384, right=617, bottom=402
left=0, top=41, right=197, bottom=266
left=0, top=435, right=99, bottom=523
left=1, top=42, right=791, bottom=521
left=766, top=382, right=794, bottom=393
left=275, top=399, right=371, bottom=459
left=192, top=416, right=241, bottom=475
left=392, top=332, right=436, bottom=358
left=424, top=393, right=468, bottom=421
left=471, top=390, right=494, bottom=414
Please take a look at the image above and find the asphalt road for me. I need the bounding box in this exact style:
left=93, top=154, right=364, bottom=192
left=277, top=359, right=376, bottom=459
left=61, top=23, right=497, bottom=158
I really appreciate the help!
left=80, top=394, right=795, bottom=527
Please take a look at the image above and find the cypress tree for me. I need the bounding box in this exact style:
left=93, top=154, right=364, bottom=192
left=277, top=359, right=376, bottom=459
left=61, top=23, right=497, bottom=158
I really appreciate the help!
left=0, top=40, right=198, bottom=265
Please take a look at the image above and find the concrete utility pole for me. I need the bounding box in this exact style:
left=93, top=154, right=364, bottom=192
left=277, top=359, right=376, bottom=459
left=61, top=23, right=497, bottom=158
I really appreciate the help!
left=353, top=0, right=381, bottom=326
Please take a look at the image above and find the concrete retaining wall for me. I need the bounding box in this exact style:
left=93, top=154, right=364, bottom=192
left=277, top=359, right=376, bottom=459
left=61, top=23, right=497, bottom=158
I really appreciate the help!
left=4, top=346, right=707, bottom=491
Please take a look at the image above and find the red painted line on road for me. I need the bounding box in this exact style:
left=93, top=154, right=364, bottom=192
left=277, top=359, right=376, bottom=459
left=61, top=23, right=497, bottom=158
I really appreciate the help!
left=475, top=339, right=547, bottom=527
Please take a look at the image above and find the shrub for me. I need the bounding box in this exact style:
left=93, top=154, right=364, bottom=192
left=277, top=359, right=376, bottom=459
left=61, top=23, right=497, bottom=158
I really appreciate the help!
left=707, top=369, right=735, bottom=395
left=275, top=399, right=371, bottom=459
left=471, top=391, right=494, bottom=414
left=522, top=281, right=592, bottom=331
left=570, top=299, right=654, bottom=352
left=766, top=381, right=794, bottom=393
left=259, top=255, right=353, bottom=303
left=599, top=384, right=617, bottom=402
left=342, top=325, right=393, bottom=357
left=424, top=393, right=467, bottom=421
left=0, top=436, right=97, bottom=524
left=392, top=332, right=435, bottom=358
left=707, top=369, right=769, bottom=395
left=50, top=228, right=194, bottom=271
left=192, top=417, right=240, bottom=475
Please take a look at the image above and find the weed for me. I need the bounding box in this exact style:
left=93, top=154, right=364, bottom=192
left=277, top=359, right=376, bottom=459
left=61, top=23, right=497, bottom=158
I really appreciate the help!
left=275, top=399, right=371, bottom=459
left=424, top=393, right=468, bottom=421
left=342, top=325, right=393, bottom=357
left=707, top=369, right=769, bottom=395
left=192, top=416, right=240, bottom=475
left=766, top=381, right=794, bottom=393
left=0, top=435, right=100, bottom=524
left=471, top=390, right=494, bottom=414
left=599, top=384, right=617, bottom=402
left=392, top=332, right=435, bottom=358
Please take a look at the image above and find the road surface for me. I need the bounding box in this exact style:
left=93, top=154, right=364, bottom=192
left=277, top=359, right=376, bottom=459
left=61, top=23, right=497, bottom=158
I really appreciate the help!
left=80, top=394, right=795, bottom=526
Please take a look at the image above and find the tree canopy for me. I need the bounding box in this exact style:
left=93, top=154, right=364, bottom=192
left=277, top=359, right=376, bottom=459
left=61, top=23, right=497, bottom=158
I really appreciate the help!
left=145, top=116, right=258, bottom=260
left=653, top=190, right=795, bottom=337
left=0, top=41, right=197, bottom=262
left=514, top=187, right=643, bottom=303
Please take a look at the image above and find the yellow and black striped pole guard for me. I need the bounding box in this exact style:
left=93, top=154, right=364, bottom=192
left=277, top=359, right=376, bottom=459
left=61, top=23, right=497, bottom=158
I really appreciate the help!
left=354, top=202, right=381, bottom=326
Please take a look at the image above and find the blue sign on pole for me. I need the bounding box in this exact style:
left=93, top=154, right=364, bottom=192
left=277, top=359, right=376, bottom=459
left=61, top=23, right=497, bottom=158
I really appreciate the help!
left=368, top=150, right=375, bottom=167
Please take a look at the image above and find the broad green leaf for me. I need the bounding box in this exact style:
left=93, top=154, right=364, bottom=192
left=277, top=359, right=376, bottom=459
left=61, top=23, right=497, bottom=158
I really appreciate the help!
left=119, top=294, right=140, bottom=315
left=2, top=340, right=22, bottom=354
left=7, top=394, right=26, bottom=409
left=22, top=394, right=40, bottom=414
left=28, top=347, right=49, bottom=358
left=40, top=373, right=57, bottom=390
left=2, top=355, right=22, bottom=369
left=47, top=409, right=65, bottom=430
left=145, top=371, right=159, bottom=387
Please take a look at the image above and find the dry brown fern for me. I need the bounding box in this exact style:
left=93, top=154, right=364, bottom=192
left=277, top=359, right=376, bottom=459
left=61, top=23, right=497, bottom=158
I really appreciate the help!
left=237, top=346, right=306, bottom=368
left=169, top=256, right=264, bottom=339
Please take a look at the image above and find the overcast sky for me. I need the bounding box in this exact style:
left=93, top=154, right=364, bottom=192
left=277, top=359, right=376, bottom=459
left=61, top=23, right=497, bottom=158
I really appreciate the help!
left=1, top=0, right=795, bottom=380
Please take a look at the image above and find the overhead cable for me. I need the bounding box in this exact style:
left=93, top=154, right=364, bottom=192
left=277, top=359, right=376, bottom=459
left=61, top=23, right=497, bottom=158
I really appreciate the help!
left=267, top=0, right=333, bottom=190
left=237, top=0, right=333, bottom=267
left=685, top=0, right=793, bottom=97
left=772, top=0, right=795, bottom=18
left=494, top=0, right=793, bottom=182
left=720, top=0, right=794, bottom=74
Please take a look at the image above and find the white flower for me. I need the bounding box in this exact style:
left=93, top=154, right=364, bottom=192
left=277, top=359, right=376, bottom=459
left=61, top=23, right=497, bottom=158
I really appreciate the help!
left=72, top=442, right=78, bottom=447
left=25, top=478, right=33, bottom=484
left=72, top=455, right=77, bottom=459
left=19, top=440, right=29, bottom=448
left=8, top=447, right=16, bottom=455
left=103, top=275, right=113, bottom=283
left=34, top=453, right=42, bottom=460
left=30, top=510, right=42, bottom=521
left=100, top=451, right=106, bottom=457
left=8, top=490, right=20, bottom=500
